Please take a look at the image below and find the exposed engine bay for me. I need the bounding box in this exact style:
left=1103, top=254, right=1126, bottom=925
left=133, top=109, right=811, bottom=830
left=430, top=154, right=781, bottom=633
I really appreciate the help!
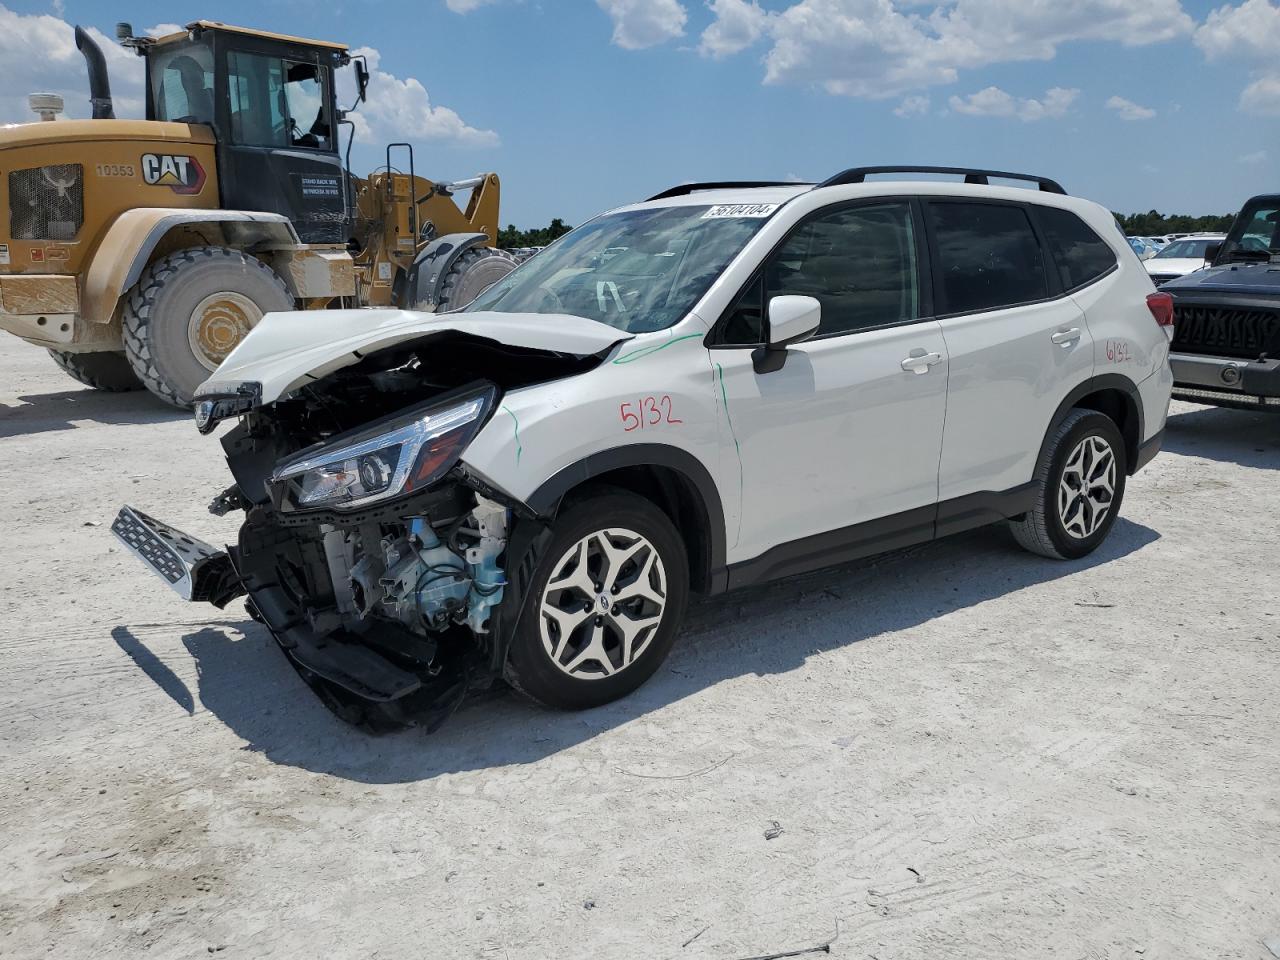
left=117, top=330, right=605, bottom=731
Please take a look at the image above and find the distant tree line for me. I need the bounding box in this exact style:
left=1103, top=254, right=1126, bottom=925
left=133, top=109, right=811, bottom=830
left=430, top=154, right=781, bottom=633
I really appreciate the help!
left=498, top=218, right=573, bottom=249
left=1114, top=210, right=1235, bottom=235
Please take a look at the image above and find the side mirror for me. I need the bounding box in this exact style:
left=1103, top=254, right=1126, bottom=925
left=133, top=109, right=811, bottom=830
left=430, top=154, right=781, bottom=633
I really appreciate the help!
left=355, top=59, right=370, bottom=102
left=1203, top=241, right=1222, bottom=264
left=753, top=295, right=820, bottom=374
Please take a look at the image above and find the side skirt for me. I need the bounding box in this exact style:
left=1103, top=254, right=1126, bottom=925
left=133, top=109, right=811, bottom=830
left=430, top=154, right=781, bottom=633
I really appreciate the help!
left=721, top=483, right=1036, bottom=592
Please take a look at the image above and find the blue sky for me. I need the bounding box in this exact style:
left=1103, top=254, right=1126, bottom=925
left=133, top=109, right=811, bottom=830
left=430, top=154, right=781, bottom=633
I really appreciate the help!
left=3, top=0, right=1276, bottom=227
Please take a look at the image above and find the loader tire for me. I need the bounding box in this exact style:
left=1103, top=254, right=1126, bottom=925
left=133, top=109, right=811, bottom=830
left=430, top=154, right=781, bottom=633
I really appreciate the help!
left=436, top=246, right=517, bottom=311
left=47, top=349, right=143, bottom=392
left=123, top=247, right=293, bottom=408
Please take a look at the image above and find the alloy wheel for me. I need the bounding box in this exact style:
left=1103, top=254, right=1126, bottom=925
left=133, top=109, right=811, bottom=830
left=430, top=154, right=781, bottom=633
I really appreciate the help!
left=538, top=527, right=667, bottom=680
left=1057, top=434, right=1117, bottom=539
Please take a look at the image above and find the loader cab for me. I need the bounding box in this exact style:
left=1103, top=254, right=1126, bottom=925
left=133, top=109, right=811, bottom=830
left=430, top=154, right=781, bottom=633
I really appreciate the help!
left=143, top=21, right=352, bottom=243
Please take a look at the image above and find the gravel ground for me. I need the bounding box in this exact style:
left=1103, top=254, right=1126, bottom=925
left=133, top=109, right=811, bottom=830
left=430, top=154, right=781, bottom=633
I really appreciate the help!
left=1, top=339, right=1277, bottom=960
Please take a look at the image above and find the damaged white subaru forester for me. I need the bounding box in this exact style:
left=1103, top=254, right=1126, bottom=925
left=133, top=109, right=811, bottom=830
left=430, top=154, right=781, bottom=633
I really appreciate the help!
left=115, top=166, right=1174, bottom=731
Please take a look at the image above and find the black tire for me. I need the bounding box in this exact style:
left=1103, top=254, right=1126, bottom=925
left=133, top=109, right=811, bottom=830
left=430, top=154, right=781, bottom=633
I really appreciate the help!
left=47, top=349, right=143, bottom=392
left=122, top=247, right=292, bottom=408
left=436, top=246, right=517, bottom=311
left=505, top=490, right=689, bottom=710
left=1010, top=408, right=1128, bottom=560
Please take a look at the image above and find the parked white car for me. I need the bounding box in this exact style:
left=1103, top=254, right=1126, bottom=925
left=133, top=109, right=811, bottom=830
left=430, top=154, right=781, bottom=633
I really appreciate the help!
left=115, top=166, right=1175, bottom=726
left=1144, top=234, right=1226, bottom=286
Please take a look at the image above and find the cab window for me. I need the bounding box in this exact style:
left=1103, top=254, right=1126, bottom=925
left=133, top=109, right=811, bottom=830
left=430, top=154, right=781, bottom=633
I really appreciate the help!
left=226, top=52, right=332, bottom=150
left=150, top=44, right=216, bottom=124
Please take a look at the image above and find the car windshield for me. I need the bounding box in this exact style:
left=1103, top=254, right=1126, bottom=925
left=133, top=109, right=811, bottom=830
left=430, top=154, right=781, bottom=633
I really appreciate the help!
left=1155, top=238, right=1219, bottom=259
left=464, top=205, right=775, bottom=332
left=1220, top=200, right=1280, bottom=261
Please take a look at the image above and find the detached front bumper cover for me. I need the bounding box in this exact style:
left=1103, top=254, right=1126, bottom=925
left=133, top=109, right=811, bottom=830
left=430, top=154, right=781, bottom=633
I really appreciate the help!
left=111, top=506, right=244, bottom=606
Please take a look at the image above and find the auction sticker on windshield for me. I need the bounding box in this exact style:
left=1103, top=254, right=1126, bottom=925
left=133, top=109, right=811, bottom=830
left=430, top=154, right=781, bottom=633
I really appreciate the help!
left=702, top=203, right=779, bottom=218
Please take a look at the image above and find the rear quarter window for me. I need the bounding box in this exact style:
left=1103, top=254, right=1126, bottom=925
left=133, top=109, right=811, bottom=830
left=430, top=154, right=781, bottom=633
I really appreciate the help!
left=1036, top=206, right=1117, bottom=291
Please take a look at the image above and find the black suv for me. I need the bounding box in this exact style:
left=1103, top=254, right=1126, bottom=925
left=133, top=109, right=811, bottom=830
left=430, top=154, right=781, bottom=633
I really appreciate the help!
left=1164, top=194, right=1280, bottom=409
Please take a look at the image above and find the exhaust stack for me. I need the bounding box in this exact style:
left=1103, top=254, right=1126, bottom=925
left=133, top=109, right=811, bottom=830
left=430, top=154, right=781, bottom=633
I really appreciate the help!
left=73, top=25, right=115, bottom=120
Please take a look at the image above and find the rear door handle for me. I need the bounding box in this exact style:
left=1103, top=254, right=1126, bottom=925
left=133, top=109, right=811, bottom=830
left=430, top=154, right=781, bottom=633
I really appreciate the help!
left=900, top=351, right=943, bottom=374
left=1051, top=327, right=1082, bottom=346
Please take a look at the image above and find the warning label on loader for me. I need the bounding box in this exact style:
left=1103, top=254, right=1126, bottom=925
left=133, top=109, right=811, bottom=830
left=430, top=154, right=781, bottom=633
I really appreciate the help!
left=296, top=175, right=342, bottom=199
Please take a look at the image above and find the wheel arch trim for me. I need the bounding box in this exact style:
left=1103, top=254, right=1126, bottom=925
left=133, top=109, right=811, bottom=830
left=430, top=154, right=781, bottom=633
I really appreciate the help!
left=525, top=444, right=729, bottom=594
left=1041, top=373, right=1145, bottom=475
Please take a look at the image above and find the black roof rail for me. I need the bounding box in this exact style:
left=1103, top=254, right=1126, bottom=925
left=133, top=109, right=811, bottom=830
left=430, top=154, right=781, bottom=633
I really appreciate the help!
left=818, top=166, right=1066, bottom=195
left=646, top=180, right=810, bottom=202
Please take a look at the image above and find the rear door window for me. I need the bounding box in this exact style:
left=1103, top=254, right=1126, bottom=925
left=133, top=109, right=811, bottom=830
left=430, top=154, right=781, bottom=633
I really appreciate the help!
left=927, top=202, right=1048, bottom=314
left=1036, top=206, right=1117, bottom=291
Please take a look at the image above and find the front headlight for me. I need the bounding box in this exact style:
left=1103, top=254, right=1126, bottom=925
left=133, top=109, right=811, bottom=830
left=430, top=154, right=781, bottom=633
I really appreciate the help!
left=271, top=385, right=495, bottom=512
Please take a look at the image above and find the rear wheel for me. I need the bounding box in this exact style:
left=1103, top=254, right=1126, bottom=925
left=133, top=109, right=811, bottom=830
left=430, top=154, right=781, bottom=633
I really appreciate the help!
left=505, top=490, right=689, bottom=710
left=1010, top=408, right=1127, bottom=560
left=436, top=246, right=517, bottom=311
left=47, top=349, right=142, bottom=392
left=123, top=247, right=293, bottom=408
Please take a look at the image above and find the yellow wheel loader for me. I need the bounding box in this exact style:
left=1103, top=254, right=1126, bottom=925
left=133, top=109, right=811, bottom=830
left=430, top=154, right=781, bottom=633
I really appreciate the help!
left=0, top=20, right=517, bottom=406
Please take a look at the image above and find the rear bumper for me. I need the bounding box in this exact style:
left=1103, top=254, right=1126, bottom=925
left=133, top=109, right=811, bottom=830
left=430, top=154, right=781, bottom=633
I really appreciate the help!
left=1134, top=428, right=1163, bottom=473
left=1170, top=352, right=1280, bottom=406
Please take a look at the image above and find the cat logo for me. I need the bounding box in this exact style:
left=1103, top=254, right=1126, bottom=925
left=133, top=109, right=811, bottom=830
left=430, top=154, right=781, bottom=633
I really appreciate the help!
left=140, top=153, right=206, bottom=196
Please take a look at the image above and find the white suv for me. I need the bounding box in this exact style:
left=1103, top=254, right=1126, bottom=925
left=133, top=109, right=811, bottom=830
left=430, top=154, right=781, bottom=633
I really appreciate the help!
left=116, top=166, right=1174, bottom=728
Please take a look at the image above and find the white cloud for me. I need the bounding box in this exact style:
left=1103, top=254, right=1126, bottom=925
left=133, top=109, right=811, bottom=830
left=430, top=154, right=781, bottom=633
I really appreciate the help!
left=596, top=0, right=688, bottom=49
left=698, top=0, right=1193, bottom=100
left=445, top=0, right=502, bottom=10
left=1239, top=149, right=1268, bottom=163
left=948, top=85, right=1078, bottom=121
left=340, top=46, right=499, bottom=146
left=1194, top=2, right=1280, bottom=113
left=1105, top=95, right=1155, bottom=120
left=1195, top=0, right=1280, bottom=59
left=0, top=7, right=146, bottom=123
left=894, top=94, right=930, bottom=117
left=1239, top=73, right=1280, bottom=114
left=699, top=0, right=769, bottom=58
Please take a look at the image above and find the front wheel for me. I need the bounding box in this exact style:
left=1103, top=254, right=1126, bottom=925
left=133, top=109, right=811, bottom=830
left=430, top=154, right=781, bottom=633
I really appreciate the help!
left=122, top=247, right=293, bottom=408
left=505, top=490, right=689, bottom=710
left=1010, top=408, right=1127, bottom=560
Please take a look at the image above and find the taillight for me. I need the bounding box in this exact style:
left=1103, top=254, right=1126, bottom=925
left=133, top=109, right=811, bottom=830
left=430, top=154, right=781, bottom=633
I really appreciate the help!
left=1146, top=292, right=1174, bottom=328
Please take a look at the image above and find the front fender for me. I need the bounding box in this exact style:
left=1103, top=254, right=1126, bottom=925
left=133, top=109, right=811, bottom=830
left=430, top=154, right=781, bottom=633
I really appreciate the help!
left=81, top=209, right=299, bottom=323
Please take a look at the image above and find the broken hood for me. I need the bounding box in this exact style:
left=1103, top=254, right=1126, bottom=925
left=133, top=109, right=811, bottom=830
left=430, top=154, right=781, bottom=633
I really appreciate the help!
left=195, top=308, right=634, bottom=406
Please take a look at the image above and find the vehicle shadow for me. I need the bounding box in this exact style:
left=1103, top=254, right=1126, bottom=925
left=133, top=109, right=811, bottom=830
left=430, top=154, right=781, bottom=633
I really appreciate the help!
left=0, top=388, right=181, bottom=438
left=1163, top=402, right=1280, bottom=470
left=121, top=516, right=1159, bottom=784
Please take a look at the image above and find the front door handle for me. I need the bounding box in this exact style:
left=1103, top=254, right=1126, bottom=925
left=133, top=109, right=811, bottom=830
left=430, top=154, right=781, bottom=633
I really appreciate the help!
left=1051, top=327, right=1082, bottom=346
left=900, top=351, right=943, bottom=375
